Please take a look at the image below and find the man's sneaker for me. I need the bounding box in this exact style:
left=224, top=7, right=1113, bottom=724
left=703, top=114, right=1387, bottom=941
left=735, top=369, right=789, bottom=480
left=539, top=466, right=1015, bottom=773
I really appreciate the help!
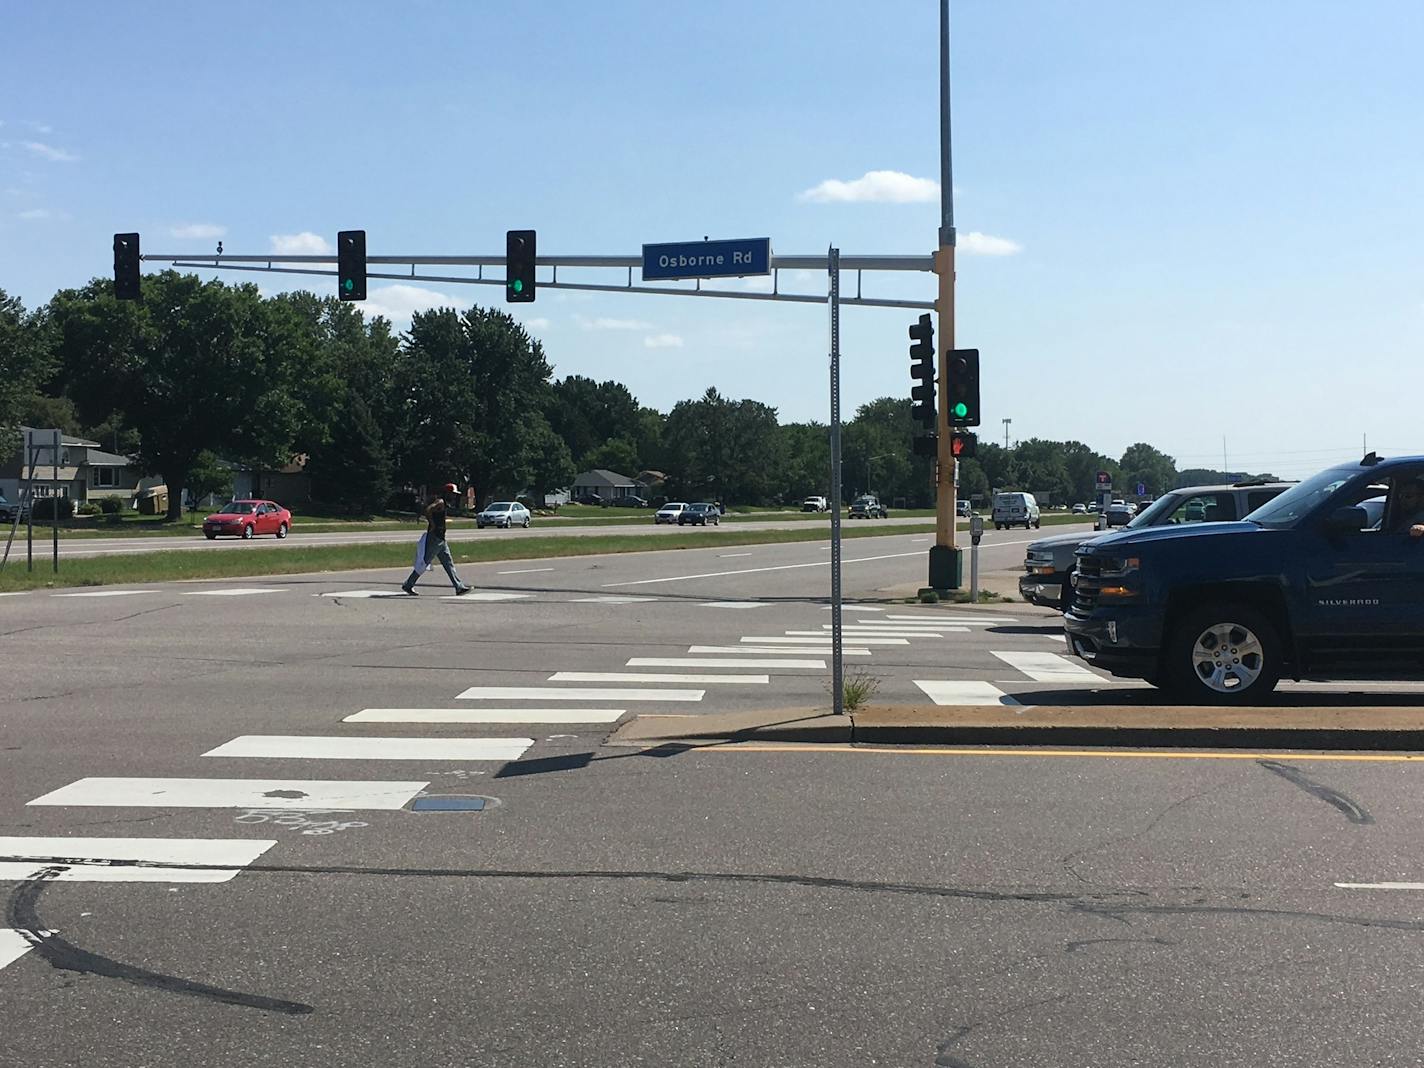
left=401, top=585, right=418, bottom=596
left=455, top=585, right=473, bottom=596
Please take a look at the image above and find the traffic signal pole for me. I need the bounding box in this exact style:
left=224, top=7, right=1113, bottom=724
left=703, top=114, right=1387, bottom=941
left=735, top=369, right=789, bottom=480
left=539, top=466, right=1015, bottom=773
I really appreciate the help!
left=928, top=0, right=961, bottom=591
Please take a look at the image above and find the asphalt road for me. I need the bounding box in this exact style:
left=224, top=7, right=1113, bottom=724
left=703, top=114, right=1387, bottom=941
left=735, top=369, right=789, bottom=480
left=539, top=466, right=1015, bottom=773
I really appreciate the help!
left=33, top=512, right=950, bottom=560
left=4, top=531, right=1424, bottom=1065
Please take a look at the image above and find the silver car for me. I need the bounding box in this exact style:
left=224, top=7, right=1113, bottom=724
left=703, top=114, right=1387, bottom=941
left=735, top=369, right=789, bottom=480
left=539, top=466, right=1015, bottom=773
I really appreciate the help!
left=476, top=501, right=531, bottom=529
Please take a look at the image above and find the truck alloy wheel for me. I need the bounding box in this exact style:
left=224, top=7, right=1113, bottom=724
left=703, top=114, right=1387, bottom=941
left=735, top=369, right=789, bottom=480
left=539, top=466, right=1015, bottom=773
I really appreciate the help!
left=1167, top=604, right=1281, bottom=703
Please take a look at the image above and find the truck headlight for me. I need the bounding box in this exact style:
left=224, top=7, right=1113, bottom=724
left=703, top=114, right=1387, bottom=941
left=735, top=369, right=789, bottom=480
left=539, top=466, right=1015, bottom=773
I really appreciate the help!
left=1099, top=556, right=1140, bottom=577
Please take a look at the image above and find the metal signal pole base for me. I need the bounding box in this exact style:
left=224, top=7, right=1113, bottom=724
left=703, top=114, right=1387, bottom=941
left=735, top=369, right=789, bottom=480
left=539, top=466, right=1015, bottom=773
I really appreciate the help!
left=928, top=545, right=962, bottom=591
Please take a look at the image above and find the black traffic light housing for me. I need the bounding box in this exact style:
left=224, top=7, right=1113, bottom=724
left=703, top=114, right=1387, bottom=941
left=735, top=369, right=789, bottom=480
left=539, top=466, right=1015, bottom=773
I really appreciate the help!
left=337, top=230, right=366, bottom=301
left=507, top=229, right=536, bottom=302
left=113, top=232, right=140, bottom=301
left=950, top=431, right=978, bottom=459
left=908, top=312, right=935, bottom=428
left=913, top=434, right=938, bottom=458
left=946, top=348, right=980, bottom=427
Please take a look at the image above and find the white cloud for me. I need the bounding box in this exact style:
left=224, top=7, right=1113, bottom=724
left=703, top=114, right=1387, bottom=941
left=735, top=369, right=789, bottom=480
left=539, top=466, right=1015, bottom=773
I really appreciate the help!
left=17, top=208, right=50, bottom=220
left=577, top=315, right=654, bottom=331
left=357, top=283, right=462, bottom=324
left=958, top=231, right=1022, bottom=256
left=23, top=141, right=78, bottom=162
left=27, top=121, right=54, bottom=134
left=644, top=333, right=684, bottom=349
left=797, top=169, right=939, bottom=204
left=521, top=317, right=552, bottom=330
left=171, top=222, right=227, bottom=240
left=269, top=231, right=333, bottom=255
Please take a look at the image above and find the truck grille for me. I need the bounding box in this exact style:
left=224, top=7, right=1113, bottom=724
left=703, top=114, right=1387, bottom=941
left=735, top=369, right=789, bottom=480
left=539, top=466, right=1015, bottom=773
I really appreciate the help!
left=1072, top=553, right=1103, bottom=613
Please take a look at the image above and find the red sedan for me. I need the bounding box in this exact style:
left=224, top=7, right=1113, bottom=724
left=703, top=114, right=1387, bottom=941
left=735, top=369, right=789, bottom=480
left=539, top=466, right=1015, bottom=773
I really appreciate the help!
left=202, top=499, right=292, bottom=540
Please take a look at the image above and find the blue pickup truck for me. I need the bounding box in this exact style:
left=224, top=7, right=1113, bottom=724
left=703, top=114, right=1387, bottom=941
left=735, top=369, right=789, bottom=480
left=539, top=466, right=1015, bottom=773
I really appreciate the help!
left=1064, top=454, right=1424, bottom=703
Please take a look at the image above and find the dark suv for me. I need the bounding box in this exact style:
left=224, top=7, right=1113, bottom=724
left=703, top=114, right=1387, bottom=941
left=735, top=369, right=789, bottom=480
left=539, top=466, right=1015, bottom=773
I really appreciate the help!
left=1064, top=455, right=1424, bottom=703
left=849, top=496, right=888, bottom=519
left=1020, top=481, right=1294, bottom=609
left=678, top=502, right=721, bottom=526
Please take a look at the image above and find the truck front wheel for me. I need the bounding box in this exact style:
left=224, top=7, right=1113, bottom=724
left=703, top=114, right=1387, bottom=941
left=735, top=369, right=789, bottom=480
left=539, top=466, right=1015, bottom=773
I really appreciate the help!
left=1165, top=603, right=1282, bottom=704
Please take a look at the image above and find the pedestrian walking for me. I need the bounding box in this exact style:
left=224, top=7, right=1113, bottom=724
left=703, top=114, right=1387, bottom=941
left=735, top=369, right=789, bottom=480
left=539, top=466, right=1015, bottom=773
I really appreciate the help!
left=402, top=485, right=472, bottom=596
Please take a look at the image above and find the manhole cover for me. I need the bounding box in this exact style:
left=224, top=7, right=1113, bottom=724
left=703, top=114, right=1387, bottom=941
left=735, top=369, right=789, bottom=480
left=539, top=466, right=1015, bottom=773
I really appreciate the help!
left=410, top=796, right=487, bottom=812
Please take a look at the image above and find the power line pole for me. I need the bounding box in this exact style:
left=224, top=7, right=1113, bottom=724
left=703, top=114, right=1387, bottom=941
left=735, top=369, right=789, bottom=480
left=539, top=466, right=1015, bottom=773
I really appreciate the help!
left=929, top=0, right=961, bottom=592
left=1002, top=417, right=1012, bottom=450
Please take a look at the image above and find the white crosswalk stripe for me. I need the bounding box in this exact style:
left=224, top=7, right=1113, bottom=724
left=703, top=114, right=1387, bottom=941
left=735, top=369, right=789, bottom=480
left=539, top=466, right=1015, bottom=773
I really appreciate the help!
left=884, top=615, right=1017, bottom=625
left=345, top=708, right=628, bottom=724
left=792, top=629, right=967, bottom=637
left=992, top=651, right=1102, bottom=682
left=1, top=929, right=35, bottom=972
left=549, top=671, right=768, bottom=685
left=53, top=590, right=152, bottom=598
left=440, top=591, right=532, bottom=601
left=571, top=596, right=658, bottom=603
left=202, top=736, right=533, bottom=762
left=182, top=588, right=286, bottom=597
left=743, top=636, right=909, bottom=645
left=699, top=602, right=768, bottom=609
left=914, top=681, right=1022, bottom=706
left=0, top=837, right=277, bottom=884
left=628, top=657, right=824, bottom=669
left=27, top=778, right=427, bottom=810
left=457, top=686, right=704, bottom=702
left=319, top=589, right=408, bottom=599
left=690, top=645, right=872, bottom=656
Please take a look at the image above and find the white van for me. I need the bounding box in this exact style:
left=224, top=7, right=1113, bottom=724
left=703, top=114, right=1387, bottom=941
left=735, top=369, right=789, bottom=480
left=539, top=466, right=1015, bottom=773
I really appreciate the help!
left=992, top=491, right=1041, bottom=530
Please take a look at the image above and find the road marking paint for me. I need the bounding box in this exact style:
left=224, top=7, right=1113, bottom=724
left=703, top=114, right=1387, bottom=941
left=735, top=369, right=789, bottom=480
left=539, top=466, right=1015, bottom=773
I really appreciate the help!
left=319, top=589, right=408, bottom=599
left=346, top=708, right=627, bottom=724
left=832, top=624, right=971, bottom=633
left=571, top=596, right=658, bottom=603
left=457, top=686, right=704, bottom=702
left=718, top=553, right=753, bottom=558
left=691, top=645, right=872, bottom=656
left=203, top=735, right=533, bottom=762
left=628, top=657, right=824, bottom=669
left=1334, top=882, right=1424, bottom=890
left=603, top=550, right=921, bottom=587
left=440, top=591, right=532, bottom=601
left=697, top=746, right=1424, bottom=763
left=0, top=837, right=277, bottom=884
left=0, top=592, right=30, bottom=598
left=993, top=651, right=1102, bottom=682
left=792, top=629, right=967, bottom=637
left=699, top=602, right=768, bottom=609
left=53, top=590, right=152, bottom=598
left=182, top=588, right=287, bottom=597
left=884, top=615, right=1018, bottom=624
left=549, top=671, right=769, bottom=685
left=497, top=568, right=554, bottom=575
left=745, top=635, right=910, bottom=645
left=1046, top=633, right=1067, bottom=642
left=27, top=778, right=427, bottom=810
left=823, top=605, right=884, bottom=611
left=915, top=680, right=1023, bottom=706
left=2, top=929, right=39, bottom=970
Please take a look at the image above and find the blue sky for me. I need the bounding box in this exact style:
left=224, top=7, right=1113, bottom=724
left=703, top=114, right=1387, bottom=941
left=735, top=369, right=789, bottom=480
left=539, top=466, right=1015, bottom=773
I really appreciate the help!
left=3, top=0, right=1421, bottom=478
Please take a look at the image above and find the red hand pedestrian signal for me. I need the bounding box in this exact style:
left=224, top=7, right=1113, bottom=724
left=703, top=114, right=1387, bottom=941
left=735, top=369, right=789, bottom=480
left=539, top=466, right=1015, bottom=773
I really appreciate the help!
left=950, top=431, right=977, bottom=458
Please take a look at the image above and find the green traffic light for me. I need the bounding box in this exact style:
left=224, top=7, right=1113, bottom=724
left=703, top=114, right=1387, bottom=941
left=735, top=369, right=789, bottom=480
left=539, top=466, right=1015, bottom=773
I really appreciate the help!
left=512, top=279, right=524, bottom=293
left=952, top=402, right=968, bottom=418
left=342, top=278, right=354, bottom=293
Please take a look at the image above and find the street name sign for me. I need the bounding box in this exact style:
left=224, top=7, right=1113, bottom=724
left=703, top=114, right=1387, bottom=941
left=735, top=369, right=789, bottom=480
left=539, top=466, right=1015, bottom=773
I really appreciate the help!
left=642, top=237, right=771, bottom=281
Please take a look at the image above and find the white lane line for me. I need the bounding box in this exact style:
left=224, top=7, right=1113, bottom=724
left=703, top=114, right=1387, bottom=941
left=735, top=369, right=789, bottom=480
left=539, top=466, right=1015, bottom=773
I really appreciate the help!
left=692, top=645, right=872, bottom=657
left=744, top=636, right=910, bottom=646
left=914, top=681, right=1023, bottom=707
left=319, top=589, right=408, bottom=599
left=53, top=590, right=152, bottom=598
left=457, top=686, right=704, bottom=702
left=791, top=629, right=967, bottom=638
left=845, top=622, right=971, bottom=630
left=699, top=602, right=768, bottom=609
left=571, top=596, right=658, bottom=603
left=628, top=657, right=825, bottom=669
left=1046, top=633, right=1067, bottom=642
left=0, top=929, right=33, bottom=970
left=203, top=736, right=533, bottom=762
left=823, top=605, right=885, bottom=611
left=549, top=671, right=768, bottom=685
left=992, top=651, right=1102, bottom=682
left=182, top=588, right=287, bottom=597
left=498, top=568, right=554, bottom=575
left=0, top=837, right=277, bottom=884
left=440, top=591, right=532, bottom=601
left=884, top=615, right=1019, bottom=624
left=0, top=592, right=30, bottom=598
left=27, top=778, right=427, bottom=810
left=1335, top=882, right=1424, bottom=891
left=719, top=553, right=753, bottom=558
left=346, top=708, right=627, bottom=724
left=603, top=550, right=921, bottom=587
left=912, top=537, right=932, bottom=543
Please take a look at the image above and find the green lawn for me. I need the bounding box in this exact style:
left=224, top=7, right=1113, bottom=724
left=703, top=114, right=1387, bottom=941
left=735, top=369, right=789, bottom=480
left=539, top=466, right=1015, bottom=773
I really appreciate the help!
left=0, top=523, right=945, bottom=593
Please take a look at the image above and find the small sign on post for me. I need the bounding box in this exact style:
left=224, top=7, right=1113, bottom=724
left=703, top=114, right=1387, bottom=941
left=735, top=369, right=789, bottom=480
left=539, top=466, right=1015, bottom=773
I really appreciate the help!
left=969, top=514, right=984, bottom=603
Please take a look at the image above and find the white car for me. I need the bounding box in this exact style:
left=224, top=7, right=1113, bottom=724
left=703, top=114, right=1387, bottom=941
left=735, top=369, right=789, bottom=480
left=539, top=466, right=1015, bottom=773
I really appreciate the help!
left=801, top=496, right=828, bottom=512
left=476, top=501, right=531, bottom=529
left=655, top=502, right=688, bottom=524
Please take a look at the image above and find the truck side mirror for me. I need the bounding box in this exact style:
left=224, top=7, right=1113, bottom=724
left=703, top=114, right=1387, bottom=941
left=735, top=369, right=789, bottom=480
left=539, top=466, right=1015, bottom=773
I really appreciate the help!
left=1325, top=506, right=1368, bottom=534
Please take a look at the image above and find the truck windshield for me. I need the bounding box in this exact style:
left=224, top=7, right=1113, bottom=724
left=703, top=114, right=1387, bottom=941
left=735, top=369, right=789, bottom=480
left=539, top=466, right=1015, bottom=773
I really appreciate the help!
left=1244, top=466, right=1355, bottom=528
left=1126, top=493, right=1181, bottom=527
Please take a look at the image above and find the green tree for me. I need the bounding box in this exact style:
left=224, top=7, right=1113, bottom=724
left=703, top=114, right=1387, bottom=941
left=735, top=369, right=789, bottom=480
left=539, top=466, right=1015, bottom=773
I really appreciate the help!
left=525, top=414, right=577, bottom=506
left=778, top=422, right=830, bottom=503
left=1120, top=442, right=1177, bottom=499
left=49, top=273, right=309, bottom=520
left=186, top=450, right=234, bottom=513
left=307, top=390, right=393, bottom=515
left=0, top=289, right=54, bottom=449
left=548, top=376, right=643, bottom=470
left=581, top=437, right=640, bottom=476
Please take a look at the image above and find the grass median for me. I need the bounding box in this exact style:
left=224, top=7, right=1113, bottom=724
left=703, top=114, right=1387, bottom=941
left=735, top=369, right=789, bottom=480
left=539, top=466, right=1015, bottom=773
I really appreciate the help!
left=0, top=523, right=941, bottom=593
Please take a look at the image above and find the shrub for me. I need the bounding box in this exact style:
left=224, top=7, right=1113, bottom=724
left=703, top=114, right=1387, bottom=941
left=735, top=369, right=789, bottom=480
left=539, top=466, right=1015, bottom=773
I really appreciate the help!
left=100, top=497, right=124, bottom=515
left=30, top=496, right=75, bottom=520
left=75, top=502, right=100, bottom=517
